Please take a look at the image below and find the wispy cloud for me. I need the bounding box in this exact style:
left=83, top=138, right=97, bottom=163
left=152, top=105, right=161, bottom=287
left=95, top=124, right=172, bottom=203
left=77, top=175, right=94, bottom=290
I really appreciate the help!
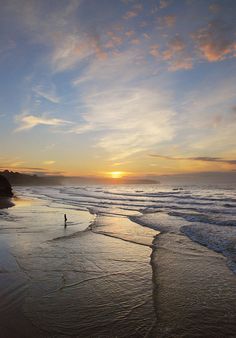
left=161, top=35, right=193, bottom=70
left=159, top=0, right=171, bottom=9
left=73, top=87, right=175, bottom=160
left=123, top=3, right=142, bottom=19
left=15, top=114, right=71, bottom=131
left=0, top=165, right=47, bottom=171
left=159, top=15, right=176, bottom=28
left=150, top=154, right=236, bottom=165
left=0, top=39, right=16, bottom=59
left=33, top=85, right=60, bottom=104
left=43, top=160, right=55, bottom=165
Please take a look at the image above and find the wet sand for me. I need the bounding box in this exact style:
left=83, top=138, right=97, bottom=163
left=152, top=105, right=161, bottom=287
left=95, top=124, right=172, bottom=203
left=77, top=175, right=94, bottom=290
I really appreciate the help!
left=133, top=212, right=236, bottom=337
left=151, top=233, right=236, bottom=337
left=0, top=189, right=236, bottom=337
left=0, top=196, right=156, bottom=337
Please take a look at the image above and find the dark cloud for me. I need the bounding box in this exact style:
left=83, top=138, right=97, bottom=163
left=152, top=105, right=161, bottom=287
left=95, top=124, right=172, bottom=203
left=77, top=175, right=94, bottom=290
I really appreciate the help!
left=150, top=154, right=236, bottom=164
left=0, top=166, right=47, bottom=171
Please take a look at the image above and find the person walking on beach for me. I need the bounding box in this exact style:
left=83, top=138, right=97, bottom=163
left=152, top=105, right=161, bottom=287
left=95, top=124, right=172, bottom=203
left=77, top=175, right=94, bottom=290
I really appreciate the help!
left=64, top=214, right=67, bottom=227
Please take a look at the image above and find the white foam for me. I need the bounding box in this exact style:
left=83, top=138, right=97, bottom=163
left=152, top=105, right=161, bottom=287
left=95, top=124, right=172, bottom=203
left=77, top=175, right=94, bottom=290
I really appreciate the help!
left=181, top=224, right=236, bottom=273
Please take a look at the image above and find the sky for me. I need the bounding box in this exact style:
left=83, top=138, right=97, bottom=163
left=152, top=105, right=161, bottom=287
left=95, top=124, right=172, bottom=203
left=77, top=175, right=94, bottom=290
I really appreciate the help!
left=0, top=0, right=236, bottom=178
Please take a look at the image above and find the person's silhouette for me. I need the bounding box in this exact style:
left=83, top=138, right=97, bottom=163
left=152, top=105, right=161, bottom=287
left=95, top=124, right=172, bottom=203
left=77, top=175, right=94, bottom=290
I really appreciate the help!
left=64, top=214, right=67, bottom=227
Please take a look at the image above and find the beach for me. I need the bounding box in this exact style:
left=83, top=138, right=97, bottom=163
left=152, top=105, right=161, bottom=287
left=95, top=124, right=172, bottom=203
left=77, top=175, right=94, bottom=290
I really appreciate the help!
left=0, top=184, right=235, bottom=337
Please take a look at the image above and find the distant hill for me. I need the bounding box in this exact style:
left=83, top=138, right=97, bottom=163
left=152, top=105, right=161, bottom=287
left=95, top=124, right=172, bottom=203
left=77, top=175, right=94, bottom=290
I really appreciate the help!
left=0, top=170, right=159, bottom=186
left=1, top=170, right=62, bottom=186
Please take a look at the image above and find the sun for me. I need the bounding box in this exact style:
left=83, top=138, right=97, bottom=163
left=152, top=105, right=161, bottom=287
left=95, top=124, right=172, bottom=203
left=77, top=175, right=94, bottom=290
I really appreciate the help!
left=110, top=171, right=124, bottom=179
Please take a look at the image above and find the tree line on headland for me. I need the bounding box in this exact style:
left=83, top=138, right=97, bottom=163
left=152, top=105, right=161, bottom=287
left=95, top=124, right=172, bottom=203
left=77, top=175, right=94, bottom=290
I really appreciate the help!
left=0, top=170, right=159, bottom=186
left=0, top=170, right=61, bottom=186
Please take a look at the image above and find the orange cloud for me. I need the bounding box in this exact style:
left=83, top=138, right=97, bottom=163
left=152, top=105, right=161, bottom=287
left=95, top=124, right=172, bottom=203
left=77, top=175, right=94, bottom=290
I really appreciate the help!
left=131, top=38, right=140, bottom=45
left=163, top=15, right=176, bottom=28
left=159, top=0, right=170, bottom=9
left=125, top=30, right=135, bottom=37
left=192, top=20, right=236, bottom=62
left=123, top=10, right=138, bottom=19
left=150, top=44, right=160, bottom=57
left=161, top=36, right=192, bottom=71
left=162, top=35, right=185, bottom=60
left=104, top=34, right=123, bottom=49
left=123, top=3, right=142, bottom=19
left=168, top=58, right=193, bottom=71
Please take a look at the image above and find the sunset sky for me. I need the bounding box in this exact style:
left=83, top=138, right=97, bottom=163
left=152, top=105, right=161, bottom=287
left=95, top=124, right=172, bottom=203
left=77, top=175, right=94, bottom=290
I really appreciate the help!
left=0, top=0, right=236, bottom=178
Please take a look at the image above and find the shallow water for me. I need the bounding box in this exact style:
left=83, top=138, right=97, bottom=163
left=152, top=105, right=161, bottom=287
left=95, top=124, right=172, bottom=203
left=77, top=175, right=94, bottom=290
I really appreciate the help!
left=0, top=183, right=235, bottom=337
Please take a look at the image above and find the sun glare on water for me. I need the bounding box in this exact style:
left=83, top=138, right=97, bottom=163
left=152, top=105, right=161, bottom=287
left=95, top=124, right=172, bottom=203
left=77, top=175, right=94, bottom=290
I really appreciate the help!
left=110, top=171, right=124, bottom=179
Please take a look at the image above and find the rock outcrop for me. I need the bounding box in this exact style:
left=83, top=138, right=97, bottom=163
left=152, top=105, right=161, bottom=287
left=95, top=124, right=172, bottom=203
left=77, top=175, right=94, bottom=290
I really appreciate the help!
left=0, top=174, right=13, bottom=197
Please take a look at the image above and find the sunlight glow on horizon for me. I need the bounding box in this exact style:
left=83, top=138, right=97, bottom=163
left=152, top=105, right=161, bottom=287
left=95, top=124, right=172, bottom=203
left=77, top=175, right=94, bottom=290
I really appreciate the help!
left=110, top=171, right=124, bottom=179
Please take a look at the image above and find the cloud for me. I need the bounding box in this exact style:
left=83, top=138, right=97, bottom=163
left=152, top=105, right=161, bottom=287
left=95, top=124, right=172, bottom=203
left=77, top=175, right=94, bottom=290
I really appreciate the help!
left=159, top=15, right=176, bottom=28
left=43, top=160, right=55, bottom=165
left=123, top=3, right=142, bottom=19
left=123, top=10, right=139, bottom=19
left=70, top=44, right=177, bottom=160
left=131, top=38, right=140, bottom=45
left=0, top=39, right=16, bottom=59
left=161, top=35, right=193, bottom=70
left=5, top=1, right=107, bottom=72
left=168, top=57, right=193, bottom=71
left=43, top=143, right=56, bottom=151
left=0, top=166, right=46, bottom=171
left=162, top=35, right=185, bottom=60
left=125, top=30, right=135, bottom=37
left=72, top=48, right=147, bottom=87
left=209, top=3, right=221, bottom=14
left=15, top=114, right=71, bottom=131
left=33, top=85, right=60, bottom=103
left=150, top=154, right=236, bottom=165
left=192, top=20, right=236, bottom=62
left=50, top=34, right=97, bottom=72
left=149, top=45, right=160, bottom=57
left=159, top=0, right=170, bottom=9
left=104, top=32, right=123, bottom=49
left=73, top=87, right=175, bottom=160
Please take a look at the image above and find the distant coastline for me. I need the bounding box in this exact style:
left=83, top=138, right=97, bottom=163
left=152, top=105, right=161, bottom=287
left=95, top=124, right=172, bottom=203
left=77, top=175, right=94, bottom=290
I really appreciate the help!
left=0, top=170, right=159, bottom=186
left=1, top=170, right=62, bottom=186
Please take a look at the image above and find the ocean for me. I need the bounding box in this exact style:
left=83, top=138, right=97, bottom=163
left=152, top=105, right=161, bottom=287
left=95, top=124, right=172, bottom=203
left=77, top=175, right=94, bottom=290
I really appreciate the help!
left=0, top=183, right=236, bottom=337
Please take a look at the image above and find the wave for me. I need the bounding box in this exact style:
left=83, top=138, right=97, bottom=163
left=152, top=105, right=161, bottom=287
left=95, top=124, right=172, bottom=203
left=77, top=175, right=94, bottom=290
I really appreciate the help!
left=181, top=224, right=236, bottom=273
left=168, top=210, right=236, bottom=227
left=15, top=185, right=236, bottom=275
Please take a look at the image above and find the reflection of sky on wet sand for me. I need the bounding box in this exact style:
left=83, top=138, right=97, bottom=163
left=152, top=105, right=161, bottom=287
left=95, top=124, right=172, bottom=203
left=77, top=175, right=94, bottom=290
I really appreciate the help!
left=92, top=214, right=158, bottom=247
left=0, top=191, right=156, bottom=337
